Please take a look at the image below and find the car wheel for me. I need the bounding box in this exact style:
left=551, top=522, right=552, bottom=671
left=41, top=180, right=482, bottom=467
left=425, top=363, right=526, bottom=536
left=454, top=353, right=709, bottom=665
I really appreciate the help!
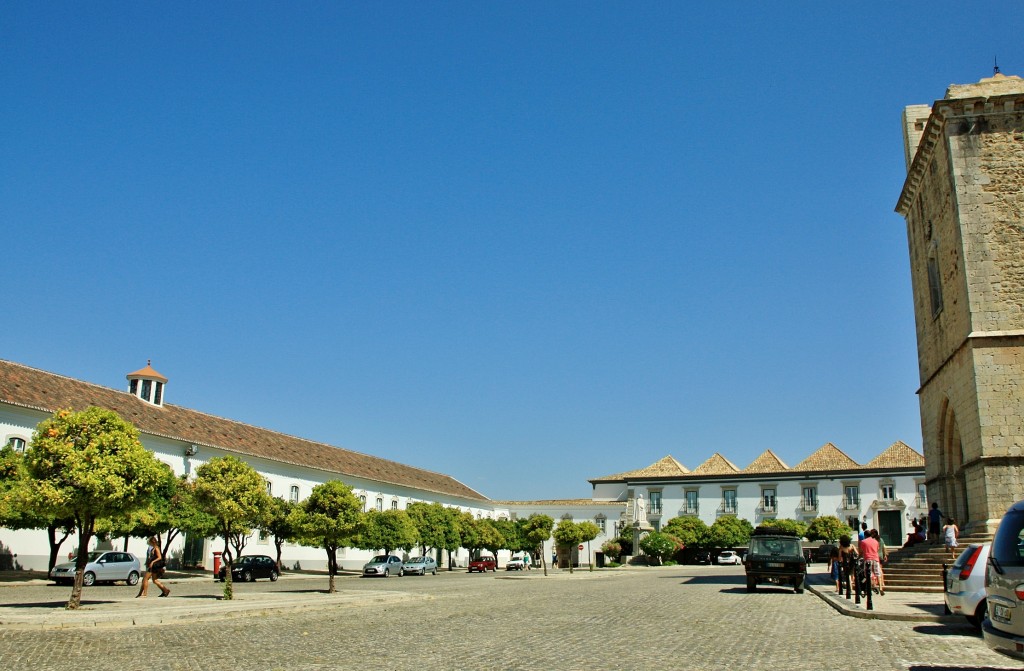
left=270, top=570, right=279, bottom=582
left=399, top=568, right=404, bottom=577
left=432, top=567, right=437, bottom=575
left=746, top=578, right=756, bottom=592
left=127, top=571, right=140, bottom=586
left=243, top=569, right=253, bottom=582
left=384, top=569, right=389, bottom=578
left=83, top=571, right=96, bottom=587
left=794, top=577, right=806, bottom=594
left=967, top=599, right=987, bottom=630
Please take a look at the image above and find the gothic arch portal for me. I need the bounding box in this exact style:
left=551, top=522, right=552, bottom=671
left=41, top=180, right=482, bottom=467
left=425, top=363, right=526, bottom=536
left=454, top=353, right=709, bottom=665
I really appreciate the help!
left=938, top=397, right=969, bottom=524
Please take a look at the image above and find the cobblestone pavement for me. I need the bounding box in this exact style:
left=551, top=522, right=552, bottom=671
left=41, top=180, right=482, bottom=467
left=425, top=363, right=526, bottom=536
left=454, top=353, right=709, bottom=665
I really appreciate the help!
left=0, top=566, right=1016, bottom=671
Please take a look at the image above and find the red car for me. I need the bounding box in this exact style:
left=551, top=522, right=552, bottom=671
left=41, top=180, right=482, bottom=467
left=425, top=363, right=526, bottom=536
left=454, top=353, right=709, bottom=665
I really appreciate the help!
left=468, top=556, right=496, bottom=573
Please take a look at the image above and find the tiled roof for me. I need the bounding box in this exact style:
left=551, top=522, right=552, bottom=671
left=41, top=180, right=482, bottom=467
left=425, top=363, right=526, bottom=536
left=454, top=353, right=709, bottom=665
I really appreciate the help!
left=592, top=455, right=689, bottom=481
left=691, top=453, right=740, bottom=475
left=791, top=442, right=861, bottom=472
left=495, top=499, right=627, bottom=507
left=743, top=450, right=790, bottom=473
left=126, top=361, right=167, bottom=383
left=0, top=359, right=488, bottom=502
left=863, top=441, right=925, bottom=469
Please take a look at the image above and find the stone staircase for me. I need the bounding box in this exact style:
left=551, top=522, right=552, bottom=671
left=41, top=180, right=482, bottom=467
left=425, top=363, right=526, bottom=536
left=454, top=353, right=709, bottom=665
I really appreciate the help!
left=882, top=533, right=991, bottom=593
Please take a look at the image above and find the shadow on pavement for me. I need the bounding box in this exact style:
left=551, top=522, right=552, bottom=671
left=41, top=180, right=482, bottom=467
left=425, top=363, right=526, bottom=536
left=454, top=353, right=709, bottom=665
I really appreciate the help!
left=912, top=624, right=982, bottom=638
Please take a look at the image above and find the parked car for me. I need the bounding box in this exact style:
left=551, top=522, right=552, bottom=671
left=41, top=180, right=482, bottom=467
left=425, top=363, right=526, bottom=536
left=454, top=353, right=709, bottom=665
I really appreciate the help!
left=362, top=555, right=404, bottom=577
left=744, top=527, right=806, bottom=593
left=984, top=500, right=1024, bottom=660
left=49, top=551, right=141, bottom=586
left=716, top=551, right=742, bottom=565
left=403, top=556, right=438, bottom=575
left=218, top=554, right=280, bottom=582
left=506, top=554, right=531, bottom=570
left=468, top=556, right=496, bottom=573
left=811, top=544, right=839, bottom=564
left=945, top=543, right=989, bottom=629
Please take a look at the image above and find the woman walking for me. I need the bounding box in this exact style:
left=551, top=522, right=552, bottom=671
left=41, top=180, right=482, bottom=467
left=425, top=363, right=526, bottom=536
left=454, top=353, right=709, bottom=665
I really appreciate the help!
left=136, top=536, right=170, bottom=598
left=943, top=518, right=960, bottom=559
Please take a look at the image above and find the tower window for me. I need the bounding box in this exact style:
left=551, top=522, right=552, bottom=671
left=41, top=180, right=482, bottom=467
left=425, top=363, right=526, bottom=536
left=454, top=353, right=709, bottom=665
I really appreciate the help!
left=141, top=379, right=152, bottom=402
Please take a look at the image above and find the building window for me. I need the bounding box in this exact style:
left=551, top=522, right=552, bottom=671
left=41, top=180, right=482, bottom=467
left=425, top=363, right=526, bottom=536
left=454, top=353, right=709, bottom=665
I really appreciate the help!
left=359, top=494, right=367, bottom=510
left=761, top=488, right=776, bottom=513
left=649, top=491, right=663, bottom=515
left=881, top=484, right=895, bottom=501
left=391, top=500, right=399, bottom=511
left=916, top=482, right=927, bottom=508
left=154, top=381, right=163, bottom=405
left=375, top=498, right=383, bottom=512
left=258, top=530, right=268, bottom=543
left=141, top=379, right=152, bottom=402
left=595, top=515, right=606, bottom=532
left=844, top=486, right=860, bottom=509
left=265, top=480, right=272, bottom=496
left=927, top=239, right=943, bottom=317
left=289, top=485, right=299, bottom=503
left=802, top=487, right=817, bottom=511
left=684, top=490, right=699, bottom=515
left=722, top=490, right=737, bottom=514
left=6, top=437, right=26, bottom=453
left=129, top=379, right=139, bottom=396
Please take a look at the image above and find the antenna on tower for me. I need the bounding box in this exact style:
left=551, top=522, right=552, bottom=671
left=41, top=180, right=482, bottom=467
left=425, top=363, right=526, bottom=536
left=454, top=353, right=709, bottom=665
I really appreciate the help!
left=994, top=56, right=1000, bottom=75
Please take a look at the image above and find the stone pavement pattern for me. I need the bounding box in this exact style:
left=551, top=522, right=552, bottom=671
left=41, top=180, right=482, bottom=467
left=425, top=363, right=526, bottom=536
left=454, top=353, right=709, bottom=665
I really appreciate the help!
left=0, top=567, right=1014, bottom=670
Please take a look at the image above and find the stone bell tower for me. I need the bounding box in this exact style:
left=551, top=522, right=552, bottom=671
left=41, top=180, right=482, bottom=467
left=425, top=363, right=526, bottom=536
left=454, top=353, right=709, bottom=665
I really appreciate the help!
left=896, top=72, right=1024, bottom=533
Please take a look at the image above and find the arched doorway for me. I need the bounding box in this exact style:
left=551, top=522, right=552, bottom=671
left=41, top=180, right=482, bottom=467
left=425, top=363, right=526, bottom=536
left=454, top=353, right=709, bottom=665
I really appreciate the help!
left=938, top=400, right=969, bottom=525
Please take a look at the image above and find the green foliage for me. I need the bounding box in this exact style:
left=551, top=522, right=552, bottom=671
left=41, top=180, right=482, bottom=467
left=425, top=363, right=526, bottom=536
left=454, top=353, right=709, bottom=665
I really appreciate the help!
left=406, top=501, right=451, bottom=555
left=707, top=516, right=754, bottom=548
left=639, top=532, right=682, bottom=564
left=613, top=535, right=633, bottom=556
left=600, top=540, right=622, bottom=559
left=661, top=516, right=709, bottom=548
left=552, top=519, right=585, bottom=547
left=291, top=480, right=361, bottom=592
left=355, top=509, right=417, bottom=556
left=491, top=518, right=522, bottom=553
left=25, top=407, right=166, bottom=609
left=193, top=455, right=273, bottom=599
left=576, top=521, right=600, bottom=544
left=476, top=519, right=506, bottom=559
left=264, top=496, right=299, bottom=570
left=757, top=518, right=808, bottom=539
left=805, top=515, right=853, bottom=543
left=521, top=514, right=554, bottom=572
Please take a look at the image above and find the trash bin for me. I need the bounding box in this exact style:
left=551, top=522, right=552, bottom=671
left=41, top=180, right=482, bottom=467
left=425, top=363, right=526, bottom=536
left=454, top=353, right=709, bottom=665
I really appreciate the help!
left=596, top=552, right=605, bottom=568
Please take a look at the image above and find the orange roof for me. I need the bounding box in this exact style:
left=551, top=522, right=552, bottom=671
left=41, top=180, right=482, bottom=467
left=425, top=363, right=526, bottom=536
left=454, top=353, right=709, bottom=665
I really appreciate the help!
left=592, top=455, right=689, bottom=481
left=743, top=449, right=790, bottom=473
left=863, top=441, right=925, bottom=469
left=691, top=453, right=740, bottom=475
left=791, top=442, right=860, bottom=472
left=126, top=361, right=167, bottom=383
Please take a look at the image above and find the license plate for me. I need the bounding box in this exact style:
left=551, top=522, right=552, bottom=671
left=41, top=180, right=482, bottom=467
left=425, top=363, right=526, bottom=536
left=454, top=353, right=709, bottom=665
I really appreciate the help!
left=767, top=562, right=785, bottom=568
left=995, top=604, right=1012, bottom=622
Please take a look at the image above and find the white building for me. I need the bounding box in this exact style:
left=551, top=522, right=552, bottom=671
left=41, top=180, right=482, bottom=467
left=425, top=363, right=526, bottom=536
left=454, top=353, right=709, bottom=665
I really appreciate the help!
left=1, top=358, right=923, bottom=570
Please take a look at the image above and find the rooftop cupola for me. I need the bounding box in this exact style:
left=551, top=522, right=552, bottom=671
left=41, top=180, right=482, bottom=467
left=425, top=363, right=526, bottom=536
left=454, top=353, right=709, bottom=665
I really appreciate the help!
left=126, top=360, right=168, bottom=407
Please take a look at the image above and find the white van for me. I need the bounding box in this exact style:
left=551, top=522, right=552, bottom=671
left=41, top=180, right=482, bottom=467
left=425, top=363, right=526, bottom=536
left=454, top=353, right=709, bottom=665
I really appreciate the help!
left=506, top=554, right=532, bottom=570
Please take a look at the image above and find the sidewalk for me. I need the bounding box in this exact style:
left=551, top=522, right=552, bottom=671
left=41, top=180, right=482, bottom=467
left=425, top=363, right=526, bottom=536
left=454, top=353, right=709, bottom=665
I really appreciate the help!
left=805, top=564, right=960, bottom=623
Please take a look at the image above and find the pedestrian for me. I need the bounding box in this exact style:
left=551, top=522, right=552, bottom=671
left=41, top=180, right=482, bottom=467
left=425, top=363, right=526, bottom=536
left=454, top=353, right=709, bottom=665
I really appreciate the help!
left=828, top=544, right=842, bottom=594
left=869, top=529, right=886, bottom=595
left=552, top=550, right=557, bottom=568
left=838, top=535, right=858, bottom=598
left=136, top=536, right=170, bottom=598
left=858, top=528, right=882, bottom=595
left=928, top=502, right=943, bottom=544
left=943, top=517, right=960, bottom=558
left=858, top=522, right=868, bottom=541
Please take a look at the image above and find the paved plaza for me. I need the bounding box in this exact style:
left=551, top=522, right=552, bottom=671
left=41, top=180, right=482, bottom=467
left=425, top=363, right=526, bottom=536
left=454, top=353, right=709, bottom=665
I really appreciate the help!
left=0, top=565, right=1014, bottom=671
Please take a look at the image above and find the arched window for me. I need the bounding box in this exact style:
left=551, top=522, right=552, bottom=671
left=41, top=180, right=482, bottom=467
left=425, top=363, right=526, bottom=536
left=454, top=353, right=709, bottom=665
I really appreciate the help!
left=265, top=480, right=272, bottom=496
left=359, top=494, right=367, bottom=510
left=289, top=485, right=300, bottom=503
left=376, top=497, right=383, bottom=512
left=6, top=437, right=27, bottom=453
left=391, top=499, right=399, bottom=510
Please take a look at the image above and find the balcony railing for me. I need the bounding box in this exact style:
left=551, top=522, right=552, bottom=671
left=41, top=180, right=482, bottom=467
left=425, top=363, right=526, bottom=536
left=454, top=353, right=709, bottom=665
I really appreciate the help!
left=841, top=498, right=860, bottom=510
left=717, top=503, right=738, bottom=515
left=649, top=504, right=663, bottom=516
left=914, top=496, right=927, bottom=508
left=759, top=503, right=777, bottom=513
left=680, top=504, right=699, bottom=516
left=800, top=501, right=818, bottom=512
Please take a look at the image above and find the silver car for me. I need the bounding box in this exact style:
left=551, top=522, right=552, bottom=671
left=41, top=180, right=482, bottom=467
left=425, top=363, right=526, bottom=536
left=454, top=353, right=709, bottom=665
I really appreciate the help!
left=403, top=556, right=437, bottom=575
left=984, top=500, right=1024, bottom=660
left=49, top=551, right=141, bottom=586
left=945, top=543, right=988, bottom=629
left=362, top=555, right=404, bottom=577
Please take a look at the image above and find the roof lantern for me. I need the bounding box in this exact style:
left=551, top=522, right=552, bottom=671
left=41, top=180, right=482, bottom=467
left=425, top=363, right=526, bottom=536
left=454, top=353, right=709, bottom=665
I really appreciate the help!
left=126, top=360, right=167, bottom=407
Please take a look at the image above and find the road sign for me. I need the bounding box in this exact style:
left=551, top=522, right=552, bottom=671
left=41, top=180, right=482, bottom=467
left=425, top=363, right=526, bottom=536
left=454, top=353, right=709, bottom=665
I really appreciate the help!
left=578, top=544, right=584, bottom=550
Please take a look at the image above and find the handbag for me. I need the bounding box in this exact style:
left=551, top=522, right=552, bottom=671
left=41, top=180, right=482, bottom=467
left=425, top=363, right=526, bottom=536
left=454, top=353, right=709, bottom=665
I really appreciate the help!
left=151, top=559, right=166, bottom=572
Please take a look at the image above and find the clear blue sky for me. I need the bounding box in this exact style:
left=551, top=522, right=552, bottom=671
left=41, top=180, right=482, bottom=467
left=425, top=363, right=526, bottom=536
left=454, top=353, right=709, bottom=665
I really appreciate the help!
left=3, top=4, right=1021, bottom=501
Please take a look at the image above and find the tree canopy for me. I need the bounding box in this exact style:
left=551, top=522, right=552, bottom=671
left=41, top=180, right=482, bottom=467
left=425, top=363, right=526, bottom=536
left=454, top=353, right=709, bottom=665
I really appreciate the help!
left=805, top=515, right=852, bottom=543
left=662, top=516, right=709, bottom=549
left=355, top=509, right=417, bottom=558
left=25, top=407, right=166, bottom=609
left=706, top=516, right=754, bottom=549
left=291, top=480, right=362, bottom=593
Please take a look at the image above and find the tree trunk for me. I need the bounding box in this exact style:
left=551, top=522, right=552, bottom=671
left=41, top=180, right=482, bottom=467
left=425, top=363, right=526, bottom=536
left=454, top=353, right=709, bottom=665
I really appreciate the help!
left=326, top=546, right=336, bottom=594
left=275, top=538, right=285, bottom=571
left=46, top=524, right=72, bottom=573
left=162, top=529, right=180, bottom=560
left=221, top=535, right=234, bottom=600
left=66, top=523, right=94, bottom=610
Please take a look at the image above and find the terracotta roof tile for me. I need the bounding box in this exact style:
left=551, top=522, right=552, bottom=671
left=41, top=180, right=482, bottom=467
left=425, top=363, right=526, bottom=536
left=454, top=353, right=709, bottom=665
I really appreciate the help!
left=691, top=453, right=740, bottom=475
left=863, top=441, right=925, bottom=469
left=592, top=455, right=688, bottom=481
left=742, top=450, right=790, bottom=473
left=791, top=442, right=860, bottom=472
left=126, top=361, right=167, bottom=383
left=0, top=359, right=487, bottom=502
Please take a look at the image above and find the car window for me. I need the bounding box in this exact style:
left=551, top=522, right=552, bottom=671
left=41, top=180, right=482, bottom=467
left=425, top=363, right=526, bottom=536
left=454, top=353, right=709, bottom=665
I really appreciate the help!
left=86, top=552, right=104, bottom=562
left=991, top=509, right=1024, bottom=567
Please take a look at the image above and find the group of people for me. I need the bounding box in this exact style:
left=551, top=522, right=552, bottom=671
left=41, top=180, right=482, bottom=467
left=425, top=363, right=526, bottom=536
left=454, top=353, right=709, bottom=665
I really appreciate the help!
left=830, top=501, right=963, bottom=597
left=905, top=502, right=961, bottom=558
left=828, top=524, right=888, bottom=596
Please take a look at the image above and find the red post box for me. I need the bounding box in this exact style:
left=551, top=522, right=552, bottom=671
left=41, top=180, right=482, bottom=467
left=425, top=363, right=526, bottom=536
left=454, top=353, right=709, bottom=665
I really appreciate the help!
left=213, top=552, right=222, bottom=575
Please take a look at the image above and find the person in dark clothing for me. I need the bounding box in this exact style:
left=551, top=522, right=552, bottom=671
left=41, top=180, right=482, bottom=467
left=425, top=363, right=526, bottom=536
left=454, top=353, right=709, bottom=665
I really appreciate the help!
left=928, top=502, right=943, bottom=544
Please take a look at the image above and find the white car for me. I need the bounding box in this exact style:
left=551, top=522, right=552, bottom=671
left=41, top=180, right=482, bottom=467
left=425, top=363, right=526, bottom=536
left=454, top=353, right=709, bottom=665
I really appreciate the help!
left=945, top=543, right=989, bottom=629
left=716, top=551, right=742, bottom=565
left=506, top=554, right=532, bottom=570
left=49, top=551, right=141, bottom=586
